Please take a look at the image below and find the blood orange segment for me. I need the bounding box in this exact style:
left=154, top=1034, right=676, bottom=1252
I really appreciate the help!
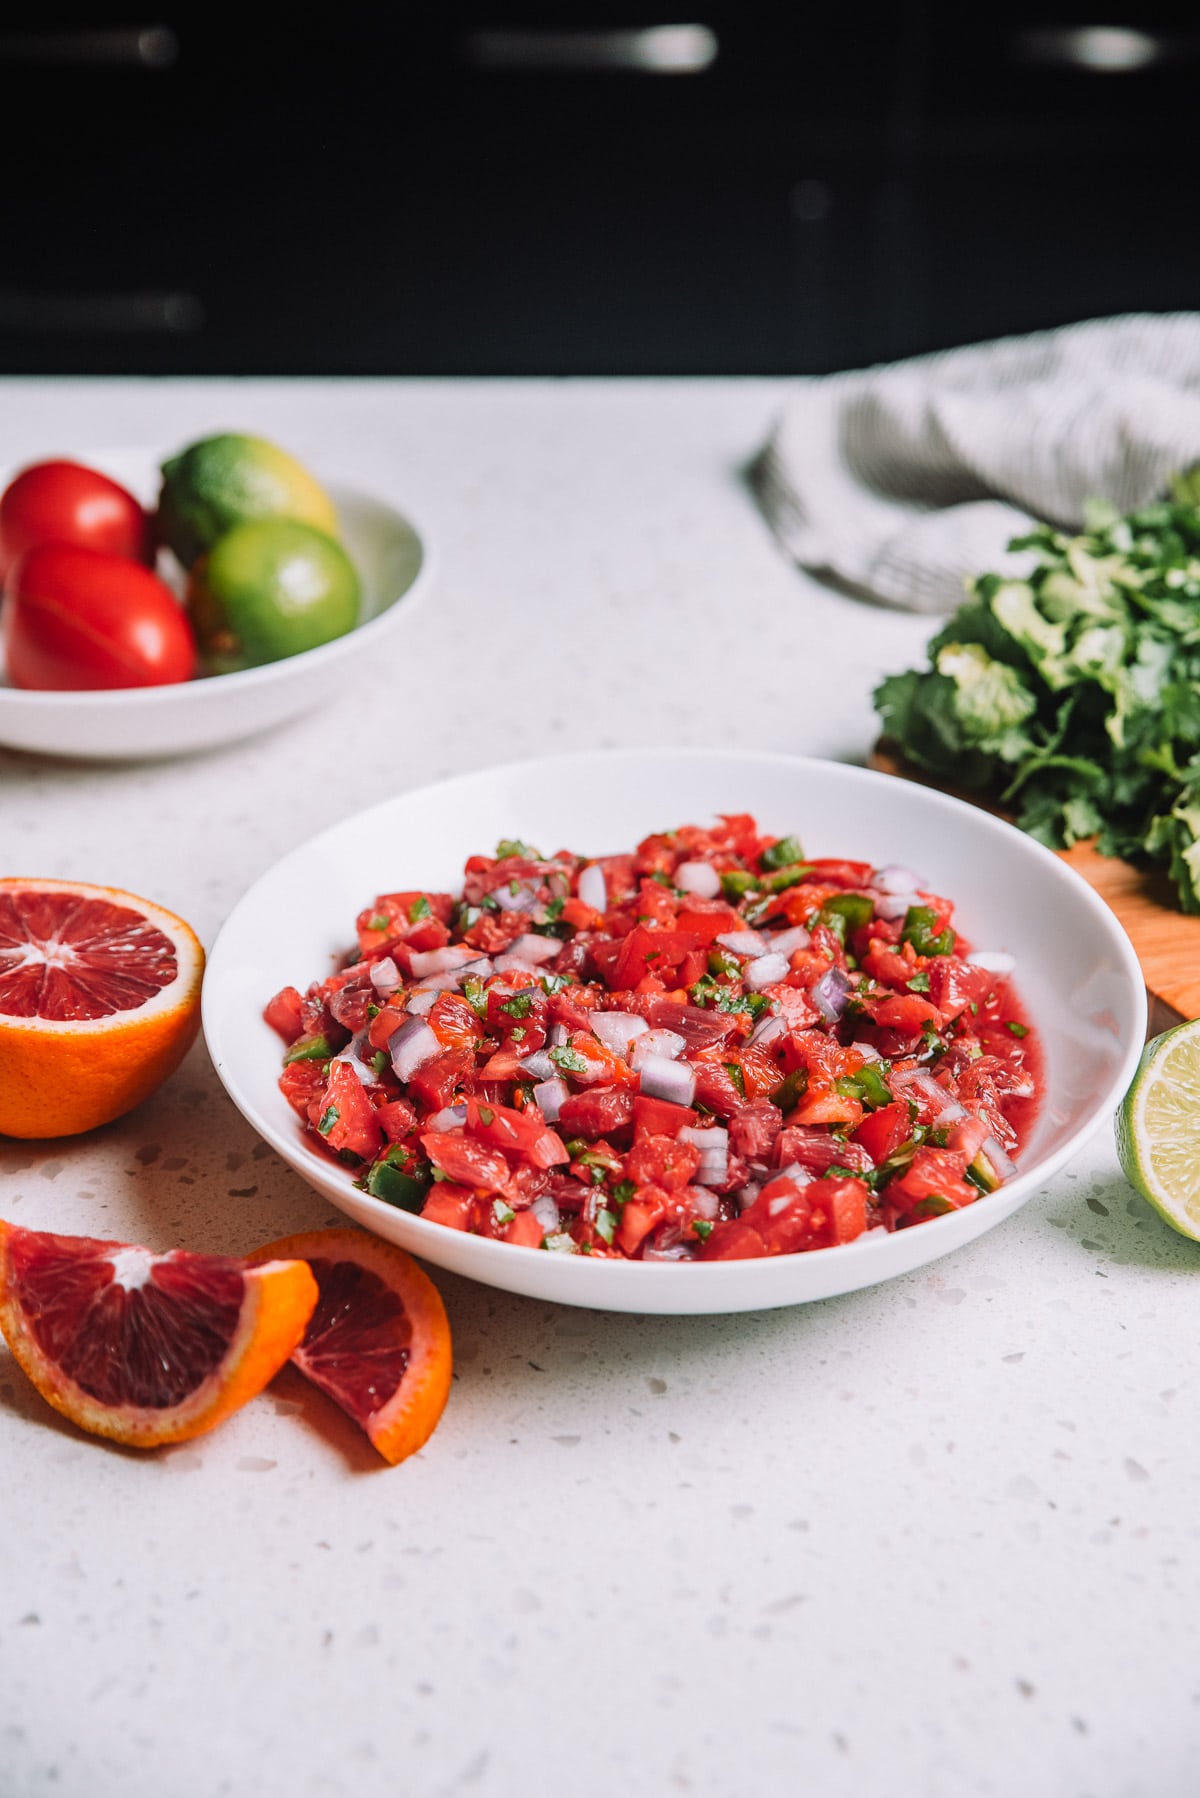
left=0, top=1220, right=317, bottom=1448
left=0, top=878, right=204, bottom=1139
left=249, top=1228, right=452, bottom=1465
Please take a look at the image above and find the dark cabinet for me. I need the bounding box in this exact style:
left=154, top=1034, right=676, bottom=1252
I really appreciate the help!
left=0, top=3, right=1196, bottom=374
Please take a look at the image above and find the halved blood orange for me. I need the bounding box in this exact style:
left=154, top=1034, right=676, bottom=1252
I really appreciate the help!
left=0, top=1220, right=317, bottom=1448
left=0, top=878, right=204, bottom=1138
left=248, top=1228, right=452, bottom=1465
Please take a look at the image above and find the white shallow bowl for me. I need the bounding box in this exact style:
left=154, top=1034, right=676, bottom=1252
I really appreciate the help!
left=203, top=748, right=1147, bottom=1315
left=0, top=447, right=431, bottom=759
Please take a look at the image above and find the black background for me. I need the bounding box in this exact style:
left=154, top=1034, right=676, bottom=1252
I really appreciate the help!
left=2, top=2, right=1197, bottom=374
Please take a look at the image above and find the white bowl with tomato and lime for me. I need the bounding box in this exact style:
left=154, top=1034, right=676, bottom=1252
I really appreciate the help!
left=0, top=436, right=431, bottom=759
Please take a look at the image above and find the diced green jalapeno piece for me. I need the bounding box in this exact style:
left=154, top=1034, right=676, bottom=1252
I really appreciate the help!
left=912, top=1194, right=955, bottom=1219
left=284, top=1032, right=331, bottom=1065
left=856, top=1064, right=893, bottom=1108
left=820, top=892, right=875, bottom=933
left=771, top=1067, right=807, bottom=1111
left=764, top=864, right=814, bottom=893
left=901, top=904, right=955, bottom=957
left=366, top=1154, right=432, bottom=1214
left=760, top=835, right=805, bottom=871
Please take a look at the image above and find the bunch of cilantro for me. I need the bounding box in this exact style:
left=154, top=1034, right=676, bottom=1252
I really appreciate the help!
left=873, top=477, right=1200, bottom=913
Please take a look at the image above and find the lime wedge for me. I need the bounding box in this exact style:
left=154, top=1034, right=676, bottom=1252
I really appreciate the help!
left=1115, top=1019, right=1200, bottom=1241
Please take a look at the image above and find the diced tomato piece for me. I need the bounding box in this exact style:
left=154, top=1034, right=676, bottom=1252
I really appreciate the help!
left=407, top=1047, right=474, bottom=1111
left=728, top=1099, right=781, bottom=1162
left=698, top=1218, right=769, bottom=1261
left=610, top=927, right=705, bottom=992
left=774, top=1124, right=873, bottom=1176
left=789, top=1086, right=863, bottom=1129
left=405, top=917, right=451, bottom=954
left=741, top=1174, right=819, bottom=1255
left=559, top=1085, right=636, bottom=1141
left=860, top=941, right=921, bottom=990
left=374, top=1097, right=420, bottom=1142
left=308, top=1061, right=384, bottom=1163
left=264, top=985, right=305, bottom=1044
left=633, top=1094, right=699, bottom=1140
left=616, top=1190, right=668, bottom=1256
left=421, top=1130, right=514, bottom=1195
left=814, top=1175, right=869, bottom=1245
left=429, top=992, right=485, bottom=1050
left=674, top=903, right=742, bottom=943
left=462, top=910, right=527, bottom=954
left=367, top=1004, right=407, bottom=1052
left=625, top=1134, right=701, bottom=1192
left=279, top=1059, right=326, bottom=1119
left=926, top=956, right=995, bottom=1021
left=806, top=858, right=875, bottom=889
left=420, top=1184, right=474, bottom=1231
left=887, top=1146, right=978, bottom=1213
left=690, top=1060, right=745, bottom=1120
left=504, top=1210, right=545, bottom=1248
left=867, top=994, right=943, bottom=1037
left=851, top=1099, right=910, bottom=1165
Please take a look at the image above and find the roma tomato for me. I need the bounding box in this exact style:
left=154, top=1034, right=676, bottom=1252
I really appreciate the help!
left=4, top=544, right=196, bottom=690
left=0, top=460, right=150, bottom=584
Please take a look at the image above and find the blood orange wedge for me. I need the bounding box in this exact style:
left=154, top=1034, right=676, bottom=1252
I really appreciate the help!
left=0, top=1220, right=317, bottom=1448
left=248, top=1228, right=452, bottom=1465
left=0, top=878, right=204, bottom=1139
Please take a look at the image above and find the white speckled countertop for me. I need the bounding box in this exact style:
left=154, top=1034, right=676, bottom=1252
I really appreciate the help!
left=1, top=382, right=1197, bottom=1798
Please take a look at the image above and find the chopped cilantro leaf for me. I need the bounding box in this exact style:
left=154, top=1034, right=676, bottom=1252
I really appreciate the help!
left=496, top=837, right=537, bottom=860
left=367, top=913, right=389, bottom=932
left=317, top=1105, right=340, bottom=1136
left=691, top=1219, right=715, bottom=1243
left=906, top=971, right=931, bottom=993
left=1005, top=1020, right=1030, bottom=1037
left=549, top=1044, right=590, bottom=1076
left=408, top=895, right=432, bottom=923
left=500, top=991, right=535, bottom=1019
left=595, top=1208, right=617, bottom=1244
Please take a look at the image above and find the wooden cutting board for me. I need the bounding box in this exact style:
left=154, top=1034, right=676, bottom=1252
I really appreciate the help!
left=869, top=743, right=1200, bottom=1026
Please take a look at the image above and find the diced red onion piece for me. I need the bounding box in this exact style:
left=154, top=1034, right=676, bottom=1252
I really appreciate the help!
left=577, top=863, right=607, bottom=913
left=591, top=1011, right=648, bottom=1057
left=487, top=879, right=541, bottom=913
left=690, top=1186, right=720, bottom=1218
left=638, top=1055, right=696, bottom=1106
left=548, top=869, right=571, bottom=900
left=530, top=1193, right=561, bottom=1233
left=642, top=1242, right=697, bottom=1262
left=368, top=956, right=401, bottom=995
left=967, top=950, right=1016, bottom=974
left=409, top=944, right=481, bottom=979
left=873, top=891, right=922, bottom=923
left=404, top=988, right=439, bottom=1016
left=518, top=1049, right=557, bottom=1081
left=745, top=951, right=790, bottom=992
left=748, top=1011, right=788, bottom=1049
left=388, top=1016, right=441, bottom=1080
left=775, top=1161, right=814, bottom=1187
left=675, top=860, right=720, bottom=899
left=890, top=1067, right=948, bottom=1111
left=694, top=1155, right=729, bottom=1189
left=331, top=1048, right=378, bottom=1086
left=810, top=965, right=853, bottom=1022
left=933, top=1096, right=969, bottom=1128
left=548, top=1022, right=569, bottom=1048
left=680, top=1125, right=729, bottom=1153
left=631, top=1029, right=687, bottom=1068
left=854, top=1042, right=884, bottom=1063
left=507, top=933, right=561, bottom=966
left=716, top=929, right=766, bottom=957
left=533, top=1077, right=570, bottom=1122
left=873, top=864, right=930, bottom=896
left=767, top=925, right=811, bottom=958
left=426, top=1103, right=468, bottom=1131
left=736, top=1180, right=762, bottom=1212
left=981, top=1134, right=1019, bottom=1182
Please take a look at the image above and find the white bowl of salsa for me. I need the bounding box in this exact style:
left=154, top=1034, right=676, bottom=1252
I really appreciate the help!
left=203, top=748, right=1147, bottom=1314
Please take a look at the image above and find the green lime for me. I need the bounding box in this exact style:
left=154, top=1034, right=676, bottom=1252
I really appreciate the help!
left=158, top=433, right=340, bottom=567
left=188, top=518, right=361, bottom=672
left=1115, top=1017, right=1200, bottom=1241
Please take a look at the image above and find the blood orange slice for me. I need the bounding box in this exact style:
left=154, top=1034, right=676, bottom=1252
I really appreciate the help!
left=0, top=878, right=204, bottom=1138
left=249, top=1228, right=452, bottom=1465
left=0, top=1220, right=317, bottom=1447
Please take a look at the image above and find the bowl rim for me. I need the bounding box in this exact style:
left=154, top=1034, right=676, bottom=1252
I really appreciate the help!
left=0, top=475, right=433, bottom=712
left=203, top=746, right=1149, bottom=1296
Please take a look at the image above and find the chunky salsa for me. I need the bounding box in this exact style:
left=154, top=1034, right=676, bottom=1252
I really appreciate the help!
left=264, top=815, right=1039, bottom=1262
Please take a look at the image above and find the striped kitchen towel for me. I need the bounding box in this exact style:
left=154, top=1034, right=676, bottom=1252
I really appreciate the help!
left=754, top=312, right=1200, bottom=612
